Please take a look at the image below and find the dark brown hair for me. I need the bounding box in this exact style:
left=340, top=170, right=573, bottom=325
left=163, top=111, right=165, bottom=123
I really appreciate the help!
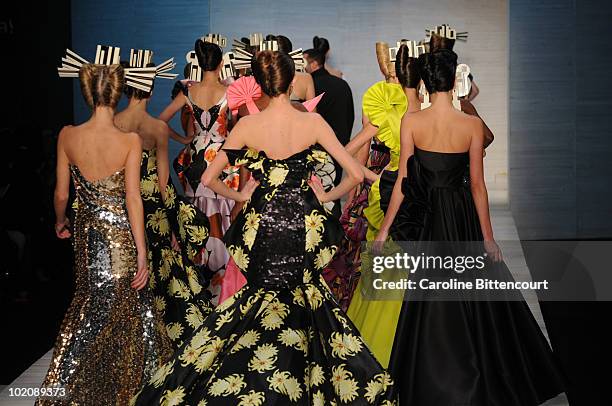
left=79, top=64, right=124, bottom=109
left=395, top=44, right=421, bottom=89
left=429, top=32, right=455, bottom=52
left=251, top=51, right=295, bottom=97
left=419, top=49, right=458, bottom=94
left=195, top=39, right=222, bottom=71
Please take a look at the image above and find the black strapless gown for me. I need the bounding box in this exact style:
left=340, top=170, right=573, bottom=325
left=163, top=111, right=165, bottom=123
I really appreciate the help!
left=388, top=148, right=565, bottom=406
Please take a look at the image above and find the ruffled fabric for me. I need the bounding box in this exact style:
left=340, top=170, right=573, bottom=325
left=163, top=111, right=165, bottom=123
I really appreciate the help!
left=227, top=76, right=262, bottom=116
left=361, top=81, right=407, bottom=170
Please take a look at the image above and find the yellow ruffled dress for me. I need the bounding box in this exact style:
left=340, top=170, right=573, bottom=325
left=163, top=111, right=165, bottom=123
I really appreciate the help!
left=347, top=81, right=407, bottom=367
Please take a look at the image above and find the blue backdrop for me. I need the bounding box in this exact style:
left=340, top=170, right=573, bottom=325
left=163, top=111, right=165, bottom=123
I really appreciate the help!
left=71, top=0, right=211, bottom=160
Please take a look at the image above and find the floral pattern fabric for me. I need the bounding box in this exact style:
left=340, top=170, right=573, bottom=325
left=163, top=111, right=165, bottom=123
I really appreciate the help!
left=141, top=149, right=214, bottom=347
left=132, top=146, right=397, bottom=405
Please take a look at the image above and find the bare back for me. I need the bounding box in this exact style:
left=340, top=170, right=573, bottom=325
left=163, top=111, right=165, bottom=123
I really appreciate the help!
left=409, top=107, right=481, bottom=153
left=234, top=106, right=320, bottom=159
left=187, top=81, right=227, bottom=111
left=115, top=109, right=167, bottom=151
left=61, top=122, right=138, bottom=182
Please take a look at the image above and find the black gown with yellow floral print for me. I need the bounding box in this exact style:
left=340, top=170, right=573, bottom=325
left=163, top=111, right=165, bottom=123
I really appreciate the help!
left=140, top=149, right=214, bottom=348
left=132, top=146, right=397, bottom=405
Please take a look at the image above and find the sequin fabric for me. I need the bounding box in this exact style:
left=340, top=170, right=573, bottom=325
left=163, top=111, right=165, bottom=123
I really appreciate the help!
left=132, top=146, right=397, bottom=405
left=36, top=165, right=172, bottom=405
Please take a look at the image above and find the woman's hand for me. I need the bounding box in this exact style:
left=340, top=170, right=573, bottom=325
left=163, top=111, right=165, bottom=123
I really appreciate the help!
left=238, top=178, right=259, bottom=202
left=484, top=240, right=503, bottom=262
left=372, top=228, right=389, bottom=255
left=171, top=232, right=181, bottom=252
left=230, top=202, right=244, bottom=222
left=308, top=175, right=329, bottom=203
left=55, top=218, right=71, bottom=239
left=131, top=252, right=149, bottom=290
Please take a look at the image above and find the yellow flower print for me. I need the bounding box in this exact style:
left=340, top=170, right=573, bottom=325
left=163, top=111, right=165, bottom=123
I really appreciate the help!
left=179, top=203, right=196, bottom=222
left=196, top=400, right=208, bottom=406
left=140, top=177, right=159, bottom=199
left=312, top=390, right=326, bottom=406
left=261, top=298, right=289, bottom=330
left=331, top=364, right=359, bottom=403
left=208, top=374, right=246, bottom=397
left=245, top=148, right=260, bottom=160
left=187, top=225, right=209, bottom=245
left=194, top=337, right=225, bottom=373
left=302, top=269, right=313, bottom=284
left=160, top=386, right=186, bottom=406
left=248, top=343, right=278, bottom=373
left=169, top=277, right=192, bottom=300
left=179, top=342, right=203, bottom=366
left=148, top=360, right=174, bottom=387
left=164, top=185, right=176, bottom=208
left=248, top=159, right=265, bottom=172
left=305, top=211, right=326, bottom=233
left=239, top=290, right=263, bottom=315
left=332, top=308, right=352, bottom=330
left=146, top=154, right=157, bottom=172
left=267, top=370, right=303, bottom=401
left=292, top=288, right=306, bottom=307
left=309, top=149, right=328, bottom=164
left=185, top=304, right=204, bottom=329
left=243, top=228, right=257, bottom=250
left=305, top=229, right=322, bottom=252
left=305, top=285, right=324, bottom=310
left=268, top=166, right=289, bottom=187
left=365, top=372, right=394, bottom=403
left=229, top=246, right=250, bottom=270
left=315, top=246, right=336, bottom=269
left=237, top=390, right=265, bottom=406
left=215, top=309, right=235, bottom=331
left=166, top=322, right=184, bottom=342
left=147, top=209, right=170, bottom=235
left=185, top=266, right=203, bottom=295
left=154, top=296, right=166, bottom=313
left=329, top=332, right=364, bottom=360
left=190, top=327, right=212, bottom=348
left=243, top=209, right=261, bottom=230
left=306, top=363, right=326, bottom=388
left=278, top=328, right=309, bottom=355
left=231, top=329, right=260, bottom=353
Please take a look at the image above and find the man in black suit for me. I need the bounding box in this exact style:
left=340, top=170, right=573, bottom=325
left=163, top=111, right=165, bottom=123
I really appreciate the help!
left=304, top=48, right=354, bottom=216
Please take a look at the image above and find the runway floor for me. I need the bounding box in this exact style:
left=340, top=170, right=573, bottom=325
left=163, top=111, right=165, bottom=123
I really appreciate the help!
left=0, top=205, right=568, bottom=405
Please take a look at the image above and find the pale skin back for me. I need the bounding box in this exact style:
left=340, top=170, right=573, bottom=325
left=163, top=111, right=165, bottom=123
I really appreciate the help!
left=200, top=93, right=364, bottom=205
left=158, top=66, right=226, bottom=142
left=114, top=98, right=171, bottom=200
left=292, top=72, right=316, bottom=101
left=377, top=91, right=502, bottom=261
left=54, top=106, right=149, bottom=289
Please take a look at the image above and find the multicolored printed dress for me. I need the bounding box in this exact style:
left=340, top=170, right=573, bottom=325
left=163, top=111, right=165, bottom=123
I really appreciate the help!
left=140, top=148, right=214, bottom=347
left=322, top=140, right=390, bottom=312
left=174, top=83, right=240, bottom=305
left=132, top=146, right=397, bottom=405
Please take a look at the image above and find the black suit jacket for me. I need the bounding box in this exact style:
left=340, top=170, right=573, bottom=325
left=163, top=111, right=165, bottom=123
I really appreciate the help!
left=310, top=68, right=354, bottom=146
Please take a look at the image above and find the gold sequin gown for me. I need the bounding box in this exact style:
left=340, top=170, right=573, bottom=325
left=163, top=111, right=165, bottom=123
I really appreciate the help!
left=36, top=165, right=172, bottom=405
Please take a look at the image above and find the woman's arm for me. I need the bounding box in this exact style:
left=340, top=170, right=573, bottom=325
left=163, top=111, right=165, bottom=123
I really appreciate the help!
left=467, top=80, right=480, bottom=102
left=309, top=116, right=364, bottom=202
left=345, top=122, right=378, bottom=156
left=123, top=134, right=149, bottom=289
left=155, top=123, right=171, bottom=201
left=201, top=119, right=258, bottom=201
left=302, top=73, right=316, bottom=101
left=375, top=114, right=414, bottom=241
left=468, top=118, right=501, bottom=261
left=54, top=127, right=71, bottom=239
left=460, top=99, right=494, bottom=148
left=159, top=94, right=186, bottom=123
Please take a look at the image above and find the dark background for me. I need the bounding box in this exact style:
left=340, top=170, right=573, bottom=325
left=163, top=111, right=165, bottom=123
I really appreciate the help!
left=1, top=0, right=611, bottom=404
